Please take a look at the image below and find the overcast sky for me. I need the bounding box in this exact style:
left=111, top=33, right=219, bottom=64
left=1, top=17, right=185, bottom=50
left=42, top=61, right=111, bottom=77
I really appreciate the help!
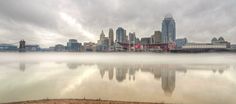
left=0, top=0, right=235, bottom=47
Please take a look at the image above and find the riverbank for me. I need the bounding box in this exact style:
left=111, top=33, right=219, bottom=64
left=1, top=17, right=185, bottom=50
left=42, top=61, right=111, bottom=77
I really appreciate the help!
left=2, top=99, right=165, bottom=104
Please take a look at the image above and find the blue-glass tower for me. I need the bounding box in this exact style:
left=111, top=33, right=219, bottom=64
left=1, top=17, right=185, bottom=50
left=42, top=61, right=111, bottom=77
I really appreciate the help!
left=161, top=15, right=176, bottom=43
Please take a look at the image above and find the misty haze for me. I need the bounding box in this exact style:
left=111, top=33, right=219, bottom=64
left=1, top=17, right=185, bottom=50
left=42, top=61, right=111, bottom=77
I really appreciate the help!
left=0, top=0, right=236, bottom=104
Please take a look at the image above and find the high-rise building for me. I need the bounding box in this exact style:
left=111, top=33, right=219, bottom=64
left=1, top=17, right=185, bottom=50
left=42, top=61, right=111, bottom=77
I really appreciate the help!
left=97, top=30, right=109, bottom=51
left=100, top=30, right=105, bottom=41
left=108, top=28, right=114, bottom=51
left=116, top=27, right=126, bottom=43
left=129, top=32, right=136, bottom=44
left=161, top=15, right=176, bottom=43
left=67, top=39, right=81, bottom=52
left=151, top=31, right=161, bottom=44
left=108, top=28, right=114, bottom=46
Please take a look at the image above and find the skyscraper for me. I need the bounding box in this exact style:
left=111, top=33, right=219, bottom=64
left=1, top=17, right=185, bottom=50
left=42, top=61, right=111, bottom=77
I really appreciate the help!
left=108, top=28, right=114, bottom=47
left=116, top=27, right=126, bottom=43
left=161, top=15, right=176, bottom=43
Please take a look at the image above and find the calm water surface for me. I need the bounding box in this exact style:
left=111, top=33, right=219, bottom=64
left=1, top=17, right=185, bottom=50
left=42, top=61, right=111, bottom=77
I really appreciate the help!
left=0, top=53, right=236, bottom=104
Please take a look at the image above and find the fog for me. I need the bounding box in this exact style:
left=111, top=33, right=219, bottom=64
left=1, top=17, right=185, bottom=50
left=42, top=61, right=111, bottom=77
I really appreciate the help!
left=0, top=53, right=236, bottom=104
left=0, top=53, right=235, bottom=64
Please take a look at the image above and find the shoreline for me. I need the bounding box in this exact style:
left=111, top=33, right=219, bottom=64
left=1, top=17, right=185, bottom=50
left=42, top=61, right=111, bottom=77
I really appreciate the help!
left=2, top=99, right=165, bottom=104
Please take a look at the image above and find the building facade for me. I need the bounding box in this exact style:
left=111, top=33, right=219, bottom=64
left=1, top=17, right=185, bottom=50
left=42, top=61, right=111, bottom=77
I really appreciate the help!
left=211, top=37, right=230, bottom=48
left=54, top=44, right=66, bottom=52
left=108, top=28, right=114, bottom=46
left=108, top=28, right=114, bottom=51
left=129, top=32, right=136, bottom=44
left=116, top=27, right=126, bottom=43
left=151, top=31, right=161, bottom=44
left=25, top=45, right=40, bottom=52
left=141, top=37, right=151, bottom=45
left=83, top=42, right=96, bottom=52
left=182, top=43, right=228, bottom=49
left=67, top=39, right=81, bottom=52
left=175, top=38, right=188, bottom=49
left=161, top=15, right=176, bottom=43
left=97, top=31, right=109, bottom=51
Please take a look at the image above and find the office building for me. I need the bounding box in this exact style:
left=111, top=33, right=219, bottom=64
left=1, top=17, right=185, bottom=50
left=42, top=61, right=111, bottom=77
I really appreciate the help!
left=67, top=39, right=81, bottom=52
left=116, top=27, right=126, bottom=43
left=54, top=44, right=66, bottom=52
left=129, top=32, right=136, bottom=44
left=108, top=28, right=114, bottom=46
left=141, top=37, right=151, bottom=45
left=151, top=31, right=161, bottom=44
left=108, top=28, right=114, bottom=51
left=161, top=15, right=176, bottom=43
left=83, top=42, right=97, bottom=52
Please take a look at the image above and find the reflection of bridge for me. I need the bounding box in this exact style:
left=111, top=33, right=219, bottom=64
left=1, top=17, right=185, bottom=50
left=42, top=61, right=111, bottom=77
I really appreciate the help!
left=116, top=42, right=176, bottom=52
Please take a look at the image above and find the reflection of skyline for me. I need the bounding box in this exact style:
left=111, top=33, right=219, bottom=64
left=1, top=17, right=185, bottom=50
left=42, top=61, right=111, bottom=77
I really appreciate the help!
left=97, top=63, right=229, bottom=96
left=98, top=64, right=178, bottom=96
left=10, top=62, right=231, bottom=96
left=67, top=63, right=79, bottom=70
left=19, top=63, right=26, bottom=72
left=0, top=61, right=232, bottom=99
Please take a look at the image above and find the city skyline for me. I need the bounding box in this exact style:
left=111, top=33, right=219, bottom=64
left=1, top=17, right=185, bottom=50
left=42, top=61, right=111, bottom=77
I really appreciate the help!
left=0, top=0, right=236, bottom=48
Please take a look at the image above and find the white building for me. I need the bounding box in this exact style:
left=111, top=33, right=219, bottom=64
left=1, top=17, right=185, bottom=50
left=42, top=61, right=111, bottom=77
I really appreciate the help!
left=182, top=43, right=227, bottom=49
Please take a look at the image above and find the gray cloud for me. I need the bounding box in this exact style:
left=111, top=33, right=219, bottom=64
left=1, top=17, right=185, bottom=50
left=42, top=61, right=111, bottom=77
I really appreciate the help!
left=0, top=0, right=235, bottom=47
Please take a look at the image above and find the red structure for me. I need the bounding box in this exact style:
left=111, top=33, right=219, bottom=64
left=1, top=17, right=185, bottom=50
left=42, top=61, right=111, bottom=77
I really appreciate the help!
left=117, top=42, right=176, bottom=52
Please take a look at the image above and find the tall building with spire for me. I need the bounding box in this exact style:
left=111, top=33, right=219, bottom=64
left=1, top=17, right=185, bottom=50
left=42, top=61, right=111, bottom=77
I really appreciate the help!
left=97, top=30, right=109, bottom=51
left=161, top=15, right=176, bottom=43
left=100, top=30, right=105, bottom=41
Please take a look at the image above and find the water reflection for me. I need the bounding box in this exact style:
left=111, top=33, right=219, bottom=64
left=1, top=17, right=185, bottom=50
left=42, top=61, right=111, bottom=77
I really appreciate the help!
left=15, top=62, right=230, bottom=97
left=96, top=64, right=229, bottom=96
left=0, top=61, right=234, bottom=104
left=19, top=63, right=26, bottom=72
left=0, top=53, right=236, bottom=104
left=67, top=63, right=79, bottom=70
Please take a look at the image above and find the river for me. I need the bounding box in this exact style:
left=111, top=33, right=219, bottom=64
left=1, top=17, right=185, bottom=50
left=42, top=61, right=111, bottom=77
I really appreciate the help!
left=0, top=53, right=235, bottom=104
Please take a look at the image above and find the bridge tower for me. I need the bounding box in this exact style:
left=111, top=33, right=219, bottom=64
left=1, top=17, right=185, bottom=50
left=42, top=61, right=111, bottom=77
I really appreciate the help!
left=19, top=40, right=26, bottom=52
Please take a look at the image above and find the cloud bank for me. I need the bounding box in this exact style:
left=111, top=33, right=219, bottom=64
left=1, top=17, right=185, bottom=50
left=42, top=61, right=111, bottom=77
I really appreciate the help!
left=0, top=0, right=235, bottom=47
